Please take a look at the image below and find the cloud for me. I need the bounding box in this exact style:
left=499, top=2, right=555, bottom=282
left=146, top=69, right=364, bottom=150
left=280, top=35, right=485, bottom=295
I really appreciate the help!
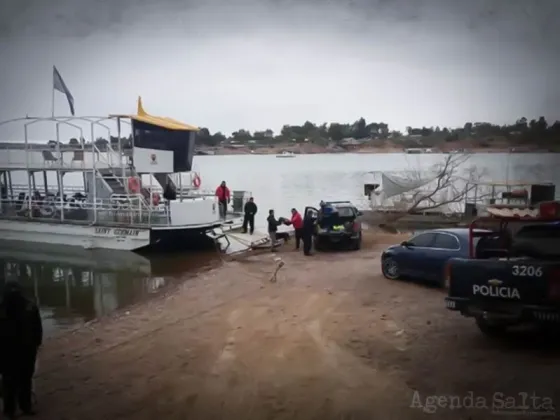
left=0, top=0, right=559, bottom=135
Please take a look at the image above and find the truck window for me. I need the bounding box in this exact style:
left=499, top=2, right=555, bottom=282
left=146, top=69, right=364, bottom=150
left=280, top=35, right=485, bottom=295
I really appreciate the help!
left=335, top=207, right=354, bottom=218
left=515, top=224, right=560, bottom=239
left=408, top=233, right=435, bottom=247
left=513, top=223, right=560, bottom=258
left=433, top=233, right=460, bottom=250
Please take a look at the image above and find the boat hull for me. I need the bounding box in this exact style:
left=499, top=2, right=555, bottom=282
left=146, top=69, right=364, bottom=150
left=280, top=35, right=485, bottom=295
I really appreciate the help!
left=0, top=220, right=151, bottom=251
left=0, top=218, right=244, bottom=253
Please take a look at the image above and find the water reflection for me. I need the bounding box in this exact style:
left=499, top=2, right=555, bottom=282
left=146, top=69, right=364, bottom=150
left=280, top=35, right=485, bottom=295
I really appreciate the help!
left=0, top=245, right=220, bottom=337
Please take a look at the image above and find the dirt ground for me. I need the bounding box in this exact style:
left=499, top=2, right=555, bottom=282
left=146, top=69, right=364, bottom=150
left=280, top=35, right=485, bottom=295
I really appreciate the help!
left=34, top=232, right=559, bottom=420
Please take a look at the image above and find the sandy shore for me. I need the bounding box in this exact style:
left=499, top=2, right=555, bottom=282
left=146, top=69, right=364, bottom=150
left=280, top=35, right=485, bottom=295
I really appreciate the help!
left=34, top=232, right=559, bottom=419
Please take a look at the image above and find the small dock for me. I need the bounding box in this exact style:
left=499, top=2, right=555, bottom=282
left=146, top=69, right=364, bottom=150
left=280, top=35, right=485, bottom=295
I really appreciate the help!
left=207, top=227, right=293, bottom=255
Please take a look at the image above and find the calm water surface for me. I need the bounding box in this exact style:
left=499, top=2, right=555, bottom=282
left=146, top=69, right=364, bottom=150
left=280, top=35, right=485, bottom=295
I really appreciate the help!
left=0, top=245, right=220, bottom=337
left=1, top=153, right=558, bottom=333
left=192, top=153, right=558, bottom=226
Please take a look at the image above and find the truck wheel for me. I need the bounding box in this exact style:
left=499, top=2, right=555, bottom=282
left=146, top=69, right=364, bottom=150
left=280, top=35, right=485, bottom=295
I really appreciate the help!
left=475, top=317, right=507, bottom=337
left=352, top=234, right=362, bottom=250
left=382, top=257, right=400, bottom=280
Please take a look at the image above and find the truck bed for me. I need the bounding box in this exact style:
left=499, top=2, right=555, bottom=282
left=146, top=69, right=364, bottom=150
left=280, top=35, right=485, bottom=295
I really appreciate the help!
left=446, top=257, right=560, bottom=324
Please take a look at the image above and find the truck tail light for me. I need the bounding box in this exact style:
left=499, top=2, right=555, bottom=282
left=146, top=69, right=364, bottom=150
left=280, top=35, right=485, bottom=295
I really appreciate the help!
left=547, top=268, right=560, bottom=301
left=353, top=222, right=361, bottom=232
left=444, top=262, right=452, bottom=289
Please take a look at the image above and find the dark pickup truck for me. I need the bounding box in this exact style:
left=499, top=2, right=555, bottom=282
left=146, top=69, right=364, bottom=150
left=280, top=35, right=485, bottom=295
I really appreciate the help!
left=445, top=219, right=560, bottom=336
left=305, top=201, right=363, bottom=251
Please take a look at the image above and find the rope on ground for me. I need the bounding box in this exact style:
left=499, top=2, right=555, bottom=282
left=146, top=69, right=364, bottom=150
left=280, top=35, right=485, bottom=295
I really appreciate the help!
left=269, top=257, right=285, bottom=283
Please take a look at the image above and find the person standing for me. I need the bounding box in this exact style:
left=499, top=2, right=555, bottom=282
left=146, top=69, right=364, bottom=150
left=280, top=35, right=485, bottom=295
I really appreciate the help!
left=163, top=179, right=177, bottom=201
left=215, top=181, right=230, bottom=220
left=242, top=197, right=258, bottom=234
left=267, top=209, right=281, bottom=251
left=284, top=208, right=303, bottom=250
left=302, top=209, right=316, bottom=256
left=0, top=281, right=43, bottom=419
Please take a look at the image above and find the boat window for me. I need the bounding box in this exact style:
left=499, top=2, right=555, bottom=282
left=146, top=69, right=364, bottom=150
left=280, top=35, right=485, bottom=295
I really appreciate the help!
left=408, top=233, right=435, bottom=247
left=433, top=233, right=460, bottom=250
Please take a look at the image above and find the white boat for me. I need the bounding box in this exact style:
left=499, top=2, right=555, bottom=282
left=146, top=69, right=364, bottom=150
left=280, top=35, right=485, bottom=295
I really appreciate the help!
left=276, top=151, right=296, bottom=158
left=0, top=98, right=251, bottom=252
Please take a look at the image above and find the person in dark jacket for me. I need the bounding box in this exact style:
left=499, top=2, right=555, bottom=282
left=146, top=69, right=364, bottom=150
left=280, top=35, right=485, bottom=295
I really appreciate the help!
left=267, top=209, right=281, bottom=251
left=163, top=180, right=177, bottom=201
left=242, top=197, right=258, bottom=234
left=302, top=209, right=316, bottom=256
left=0, top=281, right=42, bottom=418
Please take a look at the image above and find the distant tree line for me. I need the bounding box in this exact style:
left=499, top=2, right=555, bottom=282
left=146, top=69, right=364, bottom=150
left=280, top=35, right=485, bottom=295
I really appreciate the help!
left=196, top=116, right=560, bottom=148
left=58, top=117, right=560, bottom=150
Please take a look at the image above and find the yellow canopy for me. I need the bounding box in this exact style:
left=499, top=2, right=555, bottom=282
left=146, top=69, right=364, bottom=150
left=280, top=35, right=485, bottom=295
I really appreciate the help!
left=110, top=97, right=199, bottom=131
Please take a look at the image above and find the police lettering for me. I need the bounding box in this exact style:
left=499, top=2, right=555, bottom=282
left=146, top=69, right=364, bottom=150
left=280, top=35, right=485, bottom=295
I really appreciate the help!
left=472, top=285, right=521, bottom=299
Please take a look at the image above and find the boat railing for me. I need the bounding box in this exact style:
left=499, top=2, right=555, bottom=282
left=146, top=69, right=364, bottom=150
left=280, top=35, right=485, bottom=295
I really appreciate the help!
left=0, top=141, right=124, bottom=171
left=9, top=183, right=87, bottom=195
left=0, top=192, right=169, bottom=227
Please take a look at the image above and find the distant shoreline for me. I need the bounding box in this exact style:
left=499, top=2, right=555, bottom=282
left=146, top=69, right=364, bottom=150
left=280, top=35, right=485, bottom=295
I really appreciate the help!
left=198, top=145, right=555, bottom=156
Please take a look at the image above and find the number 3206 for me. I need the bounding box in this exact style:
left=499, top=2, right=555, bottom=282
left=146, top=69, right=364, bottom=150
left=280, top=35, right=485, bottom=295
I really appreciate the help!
left=512, top=265, right=543, bottom=277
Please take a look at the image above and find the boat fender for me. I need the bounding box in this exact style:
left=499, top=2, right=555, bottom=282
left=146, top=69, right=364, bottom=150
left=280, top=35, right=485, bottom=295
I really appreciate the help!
left=193, top=174, right=201, bottom=188
left=152, top=193, right=161, bottom=206
left=128, top=176, right=141, bottom=193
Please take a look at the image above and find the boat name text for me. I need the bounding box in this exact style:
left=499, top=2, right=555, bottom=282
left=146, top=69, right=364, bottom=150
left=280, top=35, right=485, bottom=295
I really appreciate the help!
left=95, top=227, right=140, bottom=237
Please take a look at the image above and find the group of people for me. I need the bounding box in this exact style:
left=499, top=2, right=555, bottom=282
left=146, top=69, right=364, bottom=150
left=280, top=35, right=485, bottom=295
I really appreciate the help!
left=216, top=181, right=317, bottom=255
left=0, top=281, right=43, bottom=419
left=239, top=197, right=315, bottom=255
left=267, top=208, right=316, bottom=255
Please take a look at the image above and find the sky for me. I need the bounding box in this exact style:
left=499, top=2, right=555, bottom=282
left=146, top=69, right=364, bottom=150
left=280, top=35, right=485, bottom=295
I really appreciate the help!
left=0, top=0, right=559, bottom=137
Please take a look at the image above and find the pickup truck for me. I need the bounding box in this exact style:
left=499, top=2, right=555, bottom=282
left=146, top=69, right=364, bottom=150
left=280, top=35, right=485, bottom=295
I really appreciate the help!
left=445, top=218, right=560, bottom=336
left=305, top=201, right=363, bottom=251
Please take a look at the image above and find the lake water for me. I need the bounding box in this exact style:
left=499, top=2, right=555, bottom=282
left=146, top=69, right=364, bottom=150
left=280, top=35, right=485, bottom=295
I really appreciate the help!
left=0, top=245, right=220, bottom=337
left=1, top=152, right=558, bottom=334
left=191, top=153, right=558, bottom=226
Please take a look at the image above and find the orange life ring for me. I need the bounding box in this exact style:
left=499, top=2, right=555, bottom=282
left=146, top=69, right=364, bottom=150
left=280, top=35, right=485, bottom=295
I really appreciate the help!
left=193, top=174, right=201, bottom=188
left=152, top=192, right=161, bottom=206
left=128, top=177, right=141, bottom=193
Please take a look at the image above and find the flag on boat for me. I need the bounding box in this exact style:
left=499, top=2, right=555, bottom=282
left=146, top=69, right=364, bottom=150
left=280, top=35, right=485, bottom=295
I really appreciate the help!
left=53, top=66, right=75, bottom=116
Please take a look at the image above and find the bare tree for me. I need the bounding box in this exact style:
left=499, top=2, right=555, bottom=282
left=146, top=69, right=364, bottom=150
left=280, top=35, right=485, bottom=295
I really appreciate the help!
left=371, top=153, right=489, bottom=226
left=408, top=154, right=489, bottom=212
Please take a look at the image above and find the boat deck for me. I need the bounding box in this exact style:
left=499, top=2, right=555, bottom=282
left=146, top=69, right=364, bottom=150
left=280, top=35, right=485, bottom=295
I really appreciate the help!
left=0, top=207, right=244, bottom=230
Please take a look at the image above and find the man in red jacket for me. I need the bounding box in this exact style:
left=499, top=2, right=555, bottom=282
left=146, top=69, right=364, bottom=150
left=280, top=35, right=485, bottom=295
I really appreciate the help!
left=215, top=181, right=230, bottom=220
left=285, top=208, right=303, bottom=250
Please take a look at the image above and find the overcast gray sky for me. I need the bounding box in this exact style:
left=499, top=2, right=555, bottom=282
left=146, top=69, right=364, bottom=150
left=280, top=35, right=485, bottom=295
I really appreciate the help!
left=0, top=0, right=559, bottom=135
